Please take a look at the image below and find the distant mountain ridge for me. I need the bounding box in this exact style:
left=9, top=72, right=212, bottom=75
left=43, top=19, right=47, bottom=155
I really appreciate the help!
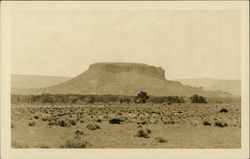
left=11, top=74, right=71, bottom=95
left=176, top=78, right=241, bottom=96
left=11, top=62, right=235, bottom=98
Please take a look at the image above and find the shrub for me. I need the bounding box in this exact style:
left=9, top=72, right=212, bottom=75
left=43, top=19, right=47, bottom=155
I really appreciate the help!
left=48, top=120, right=56, bottom=126
left=149, top=96, right=185, bottom=104
left=28, top=121, right=36, bottom=126
left=203, top=121, right=211, bottom=126
left=38, top=144, right=50, bottom=148
left=42, top=116, right=49, bottom=121
left=68, top=119, right=76, bottom=126
left=214, top=121, right=228, bottom=128
left=86, top=123, right=100, bottom=130
left=135, top=128, right=152, bottom=138
left=220, top=108, right=228, bottom=113
left=119, top=97, right=131, bottom=103
left=155, top=136, right=168, bottom=143
left=60, top=138, right=90, bottom=148
left=87, top=97, right=95, bottom=104
left=163, top=121, right=175, bottom=125
left=68, top=96, right=79, bottom=104
left=12, top=141, right=29, bottom=148
left=74, top=129, right=84, bottom=136
left=109, top=118, right=123, bottom=124
left=137, top=121, right=148, bottom=125
left=135, top=91, right=149, bottom=103
left=96, top=119, right=102, bottom=123
left=56, top=120, right=70, bottom=127
left=190, top=95, right=207, bottom=103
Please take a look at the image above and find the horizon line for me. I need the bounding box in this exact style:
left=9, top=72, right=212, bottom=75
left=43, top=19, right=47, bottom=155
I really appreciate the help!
left=11, top=73, right=241, bottom=81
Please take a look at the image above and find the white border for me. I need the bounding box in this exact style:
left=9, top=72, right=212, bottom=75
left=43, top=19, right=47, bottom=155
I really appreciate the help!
left=1, top=1, right=249, bottom=159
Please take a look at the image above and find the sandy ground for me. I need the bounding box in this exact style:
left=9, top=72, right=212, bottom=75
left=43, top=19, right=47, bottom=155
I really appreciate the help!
left=11, top=103, right=241, bottom=148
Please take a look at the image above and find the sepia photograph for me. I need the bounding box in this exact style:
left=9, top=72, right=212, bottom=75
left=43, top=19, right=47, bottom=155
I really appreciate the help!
left=1, top=1, right=249, bottom=159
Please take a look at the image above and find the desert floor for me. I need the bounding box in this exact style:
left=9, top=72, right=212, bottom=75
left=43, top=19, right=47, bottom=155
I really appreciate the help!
left=11, top=103, right=241, bottom=148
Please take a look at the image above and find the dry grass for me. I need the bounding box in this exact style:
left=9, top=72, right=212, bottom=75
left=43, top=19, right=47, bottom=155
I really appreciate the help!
left=11, top=102, right=241, bottom=148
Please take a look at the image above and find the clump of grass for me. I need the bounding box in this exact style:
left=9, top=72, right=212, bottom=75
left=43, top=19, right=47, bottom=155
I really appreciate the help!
left=56, top=119, right=70, bottom=127
left=48, top=119, right=56, bottom=126
left=74, top=129, right=84, bottom=136
left=86, top=123, right=100, bottom=130
left=96, top=119, right=102, bottom=123
left=34, top=115, right=39, bottom=119
left=68, top=119, right=76, bottom=126
left=56, top=119, right=77, bottom=127
left=163, top=121, right=175, bottom=125
left=214, top=121, right=228, bottom=128
left=155, top=136, right=168, bottom=143
left=109, top=118, right=123, bottom=124
left=137, top=121, right=148, bottom=125
left=203, top=121, right=211, bottom=126
left=38, top=143, right=50, bottom=148
left=28, top=121, right=36, bottom=126
left=12, top=141, right=29, bottom=148
left=60, top=138, right=90, bottom=148
left=135, top=128, right=152, bottom=138
left=41, top=116, right=49, bottom=121
left=220, top=108, right=229, bottom=113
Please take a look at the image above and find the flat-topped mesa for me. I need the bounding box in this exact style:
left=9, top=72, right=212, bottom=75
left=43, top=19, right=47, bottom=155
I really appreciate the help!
left=89, top=62, right=166, bottom=80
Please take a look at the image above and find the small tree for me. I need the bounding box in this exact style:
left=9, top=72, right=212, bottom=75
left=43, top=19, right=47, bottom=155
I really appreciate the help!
left=190, top=94, right=207, bottom=103
left=119, top=97, right=131, bottom=104
left=136, top=91, right=149, bottom=103
left=68, top=96, right=78, bottom=104
left=87, top=96, right=95, bottom=104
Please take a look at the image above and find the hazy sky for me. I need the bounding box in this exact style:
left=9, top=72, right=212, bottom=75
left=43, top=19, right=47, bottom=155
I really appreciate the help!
left=11, top=10, right=241, bottom=80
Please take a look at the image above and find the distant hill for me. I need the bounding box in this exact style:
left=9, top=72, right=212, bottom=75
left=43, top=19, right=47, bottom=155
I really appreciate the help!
left=15, top=62, right=235, bottom=98
left=176, top=78, right=241, bottom=96
left=11, top=74, right=71, bottom=94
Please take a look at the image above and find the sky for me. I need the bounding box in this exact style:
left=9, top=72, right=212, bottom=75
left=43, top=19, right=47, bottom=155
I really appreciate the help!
left=11, top=10, right=241, bottom=80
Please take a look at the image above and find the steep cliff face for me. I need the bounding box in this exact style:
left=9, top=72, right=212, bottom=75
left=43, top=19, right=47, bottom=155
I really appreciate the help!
left=19, top=62, right=233, bottom=97
left=88, top=63, right=165, bottom=80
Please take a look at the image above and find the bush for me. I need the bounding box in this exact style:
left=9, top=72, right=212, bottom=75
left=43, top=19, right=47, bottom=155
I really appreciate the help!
left=190, top=95, right=207, bottom=103
left=109, top=118, right=123, bottom=124
left=149, top=96, right=185, bottom=104
left=56, top=119, right=71, bottom=127
left=68, top=96, right=79, bottom=104
left=12, top=141, right=29, bottom=148
left=135, top=128, right=152, bottom=138
left=86, top=123, right=100, bottom=130
left=135, top=91, right=149, bottom=103
left=220, top=108, right=228, bottom=113
left=74, top=129, right=84, bottom=136
left=96, top=119, right=102, bottom=123
left=163, top=121, right=175, bottom=125
left=87, top=97, right=95, bottom=104
left=155, top=136, right=168, bottom=143
left=38, top=144, right=50, bottom=148
left=28, top=121, right=36, bottom=126
left=119, top=97, right=131, bottom=103
left=203, top=121, right=211, bottom=126
left=137, top=121, right=149, bottom=125
left=214, top=121, right=228, bottom=128
left=60, top=138, right=90, bottom=148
